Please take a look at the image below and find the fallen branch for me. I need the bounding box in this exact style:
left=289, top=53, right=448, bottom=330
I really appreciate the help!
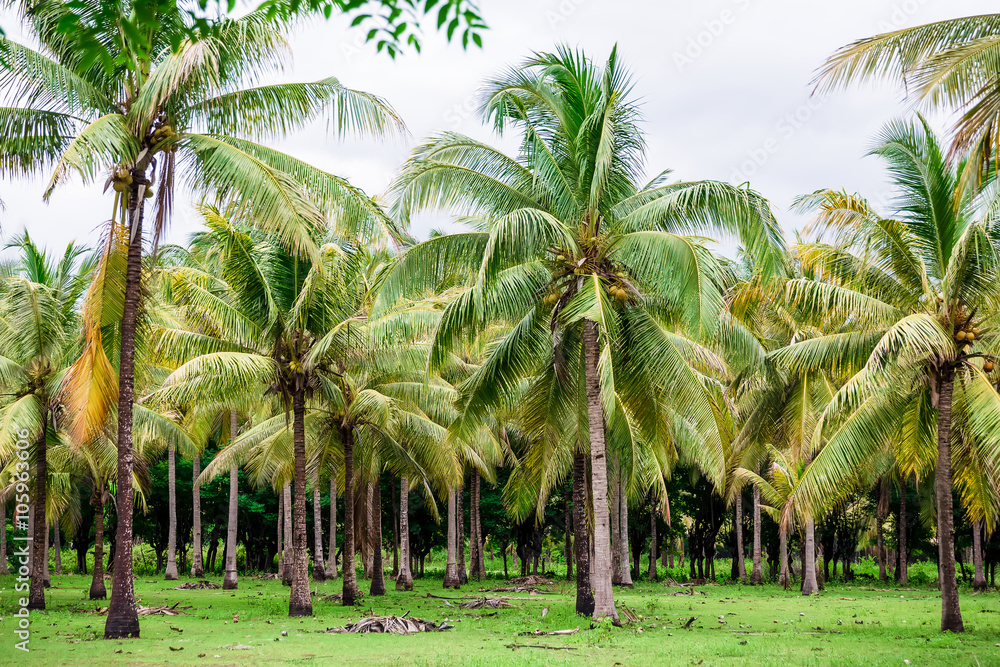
left=506, top=643, right=577, bottom=651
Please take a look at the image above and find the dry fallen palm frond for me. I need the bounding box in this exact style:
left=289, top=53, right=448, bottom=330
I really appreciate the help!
left=326, top=614, right=452, bottom=635
left=458, top=597, right=515, bottom=610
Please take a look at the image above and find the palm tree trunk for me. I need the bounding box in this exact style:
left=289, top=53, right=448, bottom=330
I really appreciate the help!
left=327, top=471, right=338, bottom=579
left=396, top=476, right=413, bottom=590
left=935, top=374, right=964, bottom=632
left=735, top=493, right=746, bottom=582
left=877, top=478, right=887, bottom=582
left=289, top=387, right=313, bottom=616
left=565, top=477, right=573, bottom=582
left=457, top=481, right=468, bottom=584
left=28, top=413, right=47, bottom=610
left=973, top=520, right=986, bottom=590
left=898, top=482, right=908, bottom=585
left=583, top=320, right=617, bottom=621
left=610, top=474, right=622, bottom=585
left=90, top=483, right=107, bottom=599
left=648, top=501, right=657, bottom=581
left=362, top=481, right=373, bottom=578
left=778, top=525, right=789, bottom=589
left=391, top=476, right=399, bottom=578
left=620, top=491, right=633, bottom=585
left=277, top=487, right=283, bottom=574
left=750, top=487, right=763, bottom=584
left=53, top=520, right=62, bottom=575
left=370, top=474, right=386, bottom=596
left=0, top=501, right=8, bottom=575
left=312, top=471, right=326, bottom=582
left=443, top=488, right=461, bottom=588
left=801, top=516, right=819, bottom=595
left=471, top=470, right=483, bottom=580
left=191, top=456, right=204, bottom=577
left=341, top=425, right=359, bottom=605
left=43, top=522, right=51, bottom=586
left=222, top=456, right=239, bottom=589
left=282, top=482, right=293, bottom=586
left=573, top=450, right=594, bottom=615
left=105, top=174, right=146, bottom=639
left=165, top=441, right=179, bottom=580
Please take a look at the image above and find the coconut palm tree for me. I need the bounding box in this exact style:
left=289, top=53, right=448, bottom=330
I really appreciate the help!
left=0, top=0, right=403, bottom=637
left=382, top=46, right=787, bottom=618
left=775, top=118, right=1000, bottom=632
left=0, top=233, right=91, bottom=610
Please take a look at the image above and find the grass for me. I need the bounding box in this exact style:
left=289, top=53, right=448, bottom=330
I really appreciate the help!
left=2, top=570, right=999, bottom=665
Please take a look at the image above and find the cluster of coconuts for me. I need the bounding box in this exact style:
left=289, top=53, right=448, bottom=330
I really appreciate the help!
left=111, top=168, right=133, bottom=192
left=955, top=325, right=980, bottom=345
left=151, top=123, right=176, bottom=146
left=609, top=272, right=630, bottom=302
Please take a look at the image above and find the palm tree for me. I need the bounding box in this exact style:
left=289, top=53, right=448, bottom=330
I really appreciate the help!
left=383, top=46, right=787, bottom=618
left=0, top=0, right=403, bottom=637
left=777, top=119, right=1000, bottom=632
left=0, top=233, right=91, bottom=610
left=815, top=14, right=1000, bottom=171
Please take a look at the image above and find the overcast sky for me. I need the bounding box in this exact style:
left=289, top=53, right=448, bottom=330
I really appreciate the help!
left=1, top=0, right=995, bottom=255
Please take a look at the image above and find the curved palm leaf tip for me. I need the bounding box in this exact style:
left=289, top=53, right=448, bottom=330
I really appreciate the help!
left=1, top=0, right=407, bottom=637
left=783, top=118, right=1000, bottom=632
left=385, top=45, right=788, bottom=619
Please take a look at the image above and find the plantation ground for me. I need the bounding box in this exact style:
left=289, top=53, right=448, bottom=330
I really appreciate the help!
left=1, top=573, right=999, bottom=666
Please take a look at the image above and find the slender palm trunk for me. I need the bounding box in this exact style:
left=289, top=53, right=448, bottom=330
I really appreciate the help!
left=583, top=320, right=617, bottom=620
left=0, top=501, right=8, bottom=575
left=277, top=488, right=283, bottom=574
left=191, top=456, right=204, bottom=577
left=222, top=448, right=239, bottom=590
left=620, top=492, right=633, bottom=585
left=471, top=470, right=484, bottom=580
left=801, top=517, right=818, bottom=595
left=327, top=472, right=338, bottom=579
left=573, top=450, right=594, bottom=615
left=312, top=471, right=326, bottom=582
left=610, top=474, right=622, bottom=585
left=90, top=484, right=107, bottom=599
left=648, top=501, right=657, bottom=581
left=750, top=487, right=763, bottom=584
left=735, top=494, right=746, bottom=582
left=396, top=476, right=413, bottom=590
left=778, top=525, right=789, bottom=589
left=164, top=442, right=178, bottom=580
left=370, top=474, right=386, bottom=596
left=457, top=481, right=468, bottom=584
left=53, top=522, right=62, bottom=575
left=973, top=520, right=986, bottom=590
left=28, top=413, right=47, bottom=610
left=43, top=523, right=50, bottom=586
left=105, top=174, right=146, bottom=639
left=341, top=425, right=359, bottom=605
left=565, top=477, right=573, bottom=582
left=443, top=488, right=460, bottom=588
left=898, top=482, right=908, bottom=585
left=282, top=482, right=292, bottom=586
left=289, top=388, right=313, bottom=616
left=877, top=478, right=887, bottom=582
left=935, top=375, right=964, bottom=631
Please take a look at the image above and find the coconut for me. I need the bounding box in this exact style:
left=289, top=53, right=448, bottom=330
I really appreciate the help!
left=986, top=362, right=995, bottom=372
left=967, top=332, right=976, bottom=342
left=556, top=254, right=565, bottom=262
left=144, top=188, right=154, bottom=199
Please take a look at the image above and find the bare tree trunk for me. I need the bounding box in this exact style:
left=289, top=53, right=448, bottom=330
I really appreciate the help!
left=648, top=501, right=657, bottom=581
left=564, top=476, right=573, bottom=582
left=288, top=387, right=313, bottom=616
left=750, top=486, right=763, bottom=584
left=735, top=493, right=746, bottom=582
left=391, top=476, right=399, bottom=577
left=583, top=320, right=617, bottom=621
left=191, top=456, right=204, bottom=577
left=164, top=441, right=179, bottom=580
left=341, top=426, right=359, bottom=605
left=277, top=487, right=283, bottom=574
left=778, top=526, right=789, bottom=589
left=282, top=482, right=292, bottom=586
left=105, top=175, right=146, bottom=639
left=444, top=488, right=461, bottom=588
left=0, top=502, right=7, bottom=575
left=898, top=482, right=908, bottom=585
left=327, top=470, right=338, bottom=579
left=53, top=521, right=62, bottom=575
left=361, top=481, right=373, bottom=578
left=611, top=474, right=622, bottom=585
left=396, top=476, right=413, bottom=590
left=43, top=522, right=51, bottom=586
left=28, top=414, right=47, bottom=610
left=973, top=520, right=986, bottom=590
left=457, top=481, right=468, bottom=584
left=935, top=374, right=964, bottom=632
left=801, top=516, right=818, bottom=595
left=90, top=484, right=107, bottom=599
left=223, top=463, right=239, bottom=589
left=470, top=470, right=482, bottom=580
left=620, top=490, right=633, bottom=585
left=370, top=474, right=385, bottom=596
left=312, top=471, right=326, bottom=582
left=878, top=478, right=887, bottom=582
left=573, top=450, right=594, bottom=615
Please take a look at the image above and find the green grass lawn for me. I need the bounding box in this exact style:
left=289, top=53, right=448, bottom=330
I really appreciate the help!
left=2, top=571, right=998, bottom=666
